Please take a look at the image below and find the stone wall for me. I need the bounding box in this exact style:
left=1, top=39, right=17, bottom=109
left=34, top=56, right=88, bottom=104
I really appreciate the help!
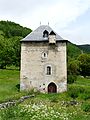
left=20, top=41, right=67, bottom=93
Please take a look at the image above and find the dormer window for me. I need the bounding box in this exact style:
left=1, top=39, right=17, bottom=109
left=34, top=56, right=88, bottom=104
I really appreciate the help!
left=43, top=30, right=49, bottom=38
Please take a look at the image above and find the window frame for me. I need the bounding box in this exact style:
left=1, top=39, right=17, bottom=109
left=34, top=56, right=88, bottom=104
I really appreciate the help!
left=43, top=30, right=49, bottom=38
left=41, top=52, right=47, bottom=59
left=46, top=66, right=52, bottom=75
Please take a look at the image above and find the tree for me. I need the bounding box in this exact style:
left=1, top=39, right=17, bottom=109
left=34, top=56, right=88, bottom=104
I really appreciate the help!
left=67, top=60, right=79, bottom=75
left=0, top=30, right=22, bottom=68
left=67, top=59, right=79, bottom=84
left=78, top=54, right=90, bottom=77
left=8, top=36, right=22, bottom=67
left=0, top=20, right=32, bottom=69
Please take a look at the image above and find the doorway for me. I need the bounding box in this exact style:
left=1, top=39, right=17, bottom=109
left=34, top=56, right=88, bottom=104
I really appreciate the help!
left=48, top=82, right=57, bottom=93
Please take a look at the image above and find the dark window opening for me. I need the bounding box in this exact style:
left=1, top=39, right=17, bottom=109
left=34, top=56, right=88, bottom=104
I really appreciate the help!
left=44, top=53, right=46, bottom=57
left=43, top=30, right=49, bottom=38
left=47, top=66, right=51, bottom=75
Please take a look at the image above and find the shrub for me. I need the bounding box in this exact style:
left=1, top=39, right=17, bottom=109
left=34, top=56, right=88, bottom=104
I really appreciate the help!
left=80, top=93, right=90, bottom=100
left=68, top=85, right=85, bottom=99
left=16, top=84, right=20, bottom=91
left=81, top=102, right=90, bottom=112
left=0, top=106, right=19, bottom=120
left=49, top=96, right=58, bottom=103
left=67, top=75, right=77, bottom=84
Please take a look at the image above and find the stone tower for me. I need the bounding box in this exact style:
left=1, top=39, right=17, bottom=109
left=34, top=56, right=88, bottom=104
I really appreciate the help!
left=20, top=25, right=67, bottom=93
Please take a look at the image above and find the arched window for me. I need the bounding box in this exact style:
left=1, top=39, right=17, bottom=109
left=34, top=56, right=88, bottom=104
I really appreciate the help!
left=41, top=52, right=47, bottom=59
left=43, top=30, right=49, bottom=38
left=47, top=66, right=51, bottom=75
left=44, top=53, right=46, bottom=57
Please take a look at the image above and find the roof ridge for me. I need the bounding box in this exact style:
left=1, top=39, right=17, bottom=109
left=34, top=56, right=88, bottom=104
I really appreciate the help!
left=21, top=25, right=66, bottom=42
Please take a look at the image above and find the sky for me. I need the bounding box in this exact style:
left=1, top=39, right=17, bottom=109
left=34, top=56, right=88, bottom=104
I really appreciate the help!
left=0, top=0, right=90, bottom=45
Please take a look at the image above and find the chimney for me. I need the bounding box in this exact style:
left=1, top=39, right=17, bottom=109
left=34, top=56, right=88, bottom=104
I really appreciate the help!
left=49, top=31, right=56, bottom=44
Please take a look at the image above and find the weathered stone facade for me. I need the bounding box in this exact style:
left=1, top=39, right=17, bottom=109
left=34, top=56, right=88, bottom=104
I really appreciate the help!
left=20, top=25, right=67, bottom=93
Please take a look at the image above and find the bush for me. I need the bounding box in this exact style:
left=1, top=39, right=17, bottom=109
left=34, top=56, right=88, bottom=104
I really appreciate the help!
left=16, top=84, right=20, bottom=91
left=49, top=95, right=58, bottom=102
left=81, top=102, right=90, bottom=112
left=80, top=93, right=90, bottom=100
left=68, top=85, right=85, bottom=99
left=67, top=75, right=77, bottom=84
left=0, top=106, right=19, bottom=120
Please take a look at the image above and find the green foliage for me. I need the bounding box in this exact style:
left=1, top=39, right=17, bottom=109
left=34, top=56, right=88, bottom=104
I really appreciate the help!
left=81, top=102, right=90, bottom=112
left=0, top=20, right=32, bottom=68
left=78, top=44, right=90, bottom=54
left=78, top=53, right=90, bottom=77
left=0, top=69, right=90, bottom=119
left=0, top=106, right=19, bottom=120
left=67, top=42, right=81, bottom=59
left=68, top=85, right=85, bottom=99
left=67, top=42, right=90, bottom=81
left=0, top=36, right=22, bottom=68
left=48, top=93, right=59, bottom=102
left=67, top=60, right=79, bottom=75
left=67, top=75, right=77, bottom=84
left=80, top=93, right=90, bottom=100
left=0, top=69, right=19, bottom=102
left=0, top=69, right=90, bottom=102
left=67, top=42, right=82, bottom=83
left=0, top=20, right=32, bottom=38
left=67, top=59, right=79, bottom=84
left=0, top=98, right=90, bottom=120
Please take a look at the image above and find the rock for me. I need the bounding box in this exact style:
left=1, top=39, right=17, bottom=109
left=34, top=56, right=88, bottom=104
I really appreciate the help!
left=0, top=94, right=35, bottom=109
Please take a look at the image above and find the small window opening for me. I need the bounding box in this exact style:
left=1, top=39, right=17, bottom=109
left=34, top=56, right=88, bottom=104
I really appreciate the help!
left=47, top=66, right=51, bottom=75
left=42, top=52, right=47, bottom=58
left=44, top=53, right=46, bottom=57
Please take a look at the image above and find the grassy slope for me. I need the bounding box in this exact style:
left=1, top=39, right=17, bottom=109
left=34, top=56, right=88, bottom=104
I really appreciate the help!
left=0, top=69, right=20, bottom=102
left=0, top=69, right=90, bottom=120
left=0, top=69, right=90, bottom=101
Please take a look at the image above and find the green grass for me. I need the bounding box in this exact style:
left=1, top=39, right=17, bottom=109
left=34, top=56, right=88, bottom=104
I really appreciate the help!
left=0, top=69, right=90, bottom=102
left=0, top=69, right=90, bottom=120
left=0, top=69, right=20, bottom=102
left=75, top=76, right=90, bottom=86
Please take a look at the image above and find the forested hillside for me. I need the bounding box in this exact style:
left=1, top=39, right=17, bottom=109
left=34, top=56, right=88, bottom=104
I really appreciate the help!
left=0, top=20, right=90, bottom=78
left=67, top=42, right=90, bottom=83
left=0, top=21, right=32, bottom=38
left=0, top=20, right=32, bottom=69
left=78, top=44, right=90, bottom=53
left=67, top=42, right=82, bottom=59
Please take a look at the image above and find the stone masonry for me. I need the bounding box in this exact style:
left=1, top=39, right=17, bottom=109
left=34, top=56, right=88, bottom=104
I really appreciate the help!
left=20, top=25, right=67, bottom=93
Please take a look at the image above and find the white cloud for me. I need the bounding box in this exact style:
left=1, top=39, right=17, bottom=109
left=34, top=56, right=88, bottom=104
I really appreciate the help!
left=0, top=0, right=90, bottom=44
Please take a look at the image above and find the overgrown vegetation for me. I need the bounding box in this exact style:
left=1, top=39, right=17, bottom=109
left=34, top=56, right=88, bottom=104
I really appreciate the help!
left=1, top=102, right=90, bottom=120
left=0, top=20, right=32, bottom=69
left=0, top=69, right=90, bottom=119
left=0, top=21, right=32, bottom=38
left=67, top=42, right=90, bottom=83
left=78, top=44, right=90, bottom=53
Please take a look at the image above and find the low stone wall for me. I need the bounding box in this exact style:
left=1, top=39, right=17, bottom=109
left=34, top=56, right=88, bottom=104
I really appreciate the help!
left=0, top=94, right=35, bottom=109
left=61, top=100, right=80, bottom=107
